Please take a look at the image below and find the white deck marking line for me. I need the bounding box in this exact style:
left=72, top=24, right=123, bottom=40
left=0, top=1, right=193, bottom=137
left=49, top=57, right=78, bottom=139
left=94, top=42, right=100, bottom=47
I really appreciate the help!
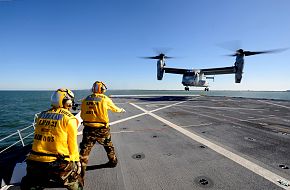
left=110, top=112, right=147, bottom=125
left=179, top=106, right=274, bottom=124
left=175, top=106, right=290, bottom=136
left=149, top=101, right=187, bottom=112
left=137, top=102, right=170, bottom=105
left=110, top=101, right=187, bottom=125
left=174, top=104, right=265, bottom=111
left=258, top=100, right=290, bottom=109
left=173, top=104, right=276, bottom=122
left=201, top=110, right=278, bottom=123
left=179, top=105, right=290, bottom=133
left=77, top=100, right=189, bottom=135
left=77, top=113, right=148, bottom=135
left=240, top=116, right=278, bottom=122
left=213, top=110, right=289, bottom=133
left=175, top=104, right=273, bottom=119
left=131, top=103, right=290, bottom=190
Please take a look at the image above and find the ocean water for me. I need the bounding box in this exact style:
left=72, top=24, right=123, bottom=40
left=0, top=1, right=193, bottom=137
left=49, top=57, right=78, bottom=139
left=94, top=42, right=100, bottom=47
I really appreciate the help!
left=0, top=90, right=289, bottom=149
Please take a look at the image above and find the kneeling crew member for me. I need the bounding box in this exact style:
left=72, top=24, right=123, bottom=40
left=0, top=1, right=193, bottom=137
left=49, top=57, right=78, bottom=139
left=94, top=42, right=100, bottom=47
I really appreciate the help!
left=21, top=88, right=83, bottom=190
left=79, top=81, right=125, bottom=177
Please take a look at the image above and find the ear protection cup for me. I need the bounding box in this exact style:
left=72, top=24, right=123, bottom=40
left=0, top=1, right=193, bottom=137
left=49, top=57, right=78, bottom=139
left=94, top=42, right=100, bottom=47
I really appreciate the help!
left=101, top=82, right=107, bottom=93
left=63, top=99, right=73, bottom=108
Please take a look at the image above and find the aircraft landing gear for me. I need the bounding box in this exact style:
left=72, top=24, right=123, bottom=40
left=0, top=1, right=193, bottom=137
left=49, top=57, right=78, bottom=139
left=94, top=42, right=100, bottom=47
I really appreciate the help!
left=185, top=86, right=189, bottom=91
left=204, top=87, right=209, bottom=91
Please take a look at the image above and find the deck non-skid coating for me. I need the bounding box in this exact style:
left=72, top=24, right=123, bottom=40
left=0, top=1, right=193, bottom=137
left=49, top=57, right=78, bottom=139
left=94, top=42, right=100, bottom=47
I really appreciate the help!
left=66, top=95, right=290, bottom=190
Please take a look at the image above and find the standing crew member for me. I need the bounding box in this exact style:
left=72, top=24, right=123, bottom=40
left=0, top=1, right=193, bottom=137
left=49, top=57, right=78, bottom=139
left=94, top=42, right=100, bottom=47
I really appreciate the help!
left=79, top=81, right=125, bottom=177
left=21, top=88, right=83, bottom=190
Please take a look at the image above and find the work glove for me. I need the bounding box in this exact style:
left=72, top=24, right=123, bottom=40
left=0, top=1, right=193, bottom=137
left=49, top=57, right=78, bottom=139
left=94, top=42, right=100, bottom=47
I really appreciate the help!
left=120, top=108, right=126, bottom=113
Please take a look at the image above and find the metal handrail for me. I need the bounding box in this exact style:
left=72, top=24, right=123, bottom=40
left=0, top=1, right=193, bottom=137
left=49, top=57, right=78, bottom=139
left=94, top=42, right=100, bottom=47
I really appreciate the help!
left=0, top=113, right=38, bottom=155
left=0, top=106, right=81, bottom=155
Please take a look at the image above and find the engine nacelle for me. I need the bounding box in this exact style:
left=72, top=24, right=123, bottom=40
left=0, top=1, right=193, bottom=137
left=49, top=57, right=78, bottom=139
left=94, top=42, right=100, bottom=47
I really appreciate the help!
left=235, top=72, right=243, bottom=83
left=234, top=56, right=244, bottom=83
left=157, top=60, right=165, bottom=80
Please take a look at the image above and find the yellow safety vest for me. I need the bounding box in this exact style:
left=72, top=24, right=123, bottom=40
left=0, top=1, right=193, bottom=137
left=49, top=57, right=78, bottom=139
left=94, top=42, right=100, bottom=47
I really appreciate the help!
left=81, top=93, right=122, bottom=128
left=28, top=108, right=80, bottom=162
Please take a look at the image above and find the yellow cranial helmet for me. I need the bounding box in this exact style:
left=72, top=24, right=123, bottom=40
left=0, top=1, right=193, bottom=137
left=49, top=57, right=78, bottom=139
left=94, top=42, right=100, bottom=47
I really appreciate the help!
left=92, top=81, right=107, bottom=94
left=51, top=88, right=75, bottom=108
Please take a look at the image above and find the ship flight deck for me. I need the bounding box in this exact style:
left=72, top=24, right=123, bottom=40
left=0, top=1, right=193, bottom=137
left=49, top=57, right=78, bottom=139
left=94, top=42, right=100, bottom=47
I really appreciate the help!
left=73, top=95, right=290, bottom=190
left=2, top=95, right=290, bottom=190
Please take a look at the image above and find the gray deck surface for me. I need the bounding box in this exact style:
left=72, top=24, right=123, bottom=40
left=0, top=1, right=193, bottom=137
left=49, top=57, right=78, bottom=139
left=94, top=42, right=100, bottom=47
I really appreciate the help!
left=7, top=95, right=289, bottom=190
left=65, top=95, right=290, bottom=190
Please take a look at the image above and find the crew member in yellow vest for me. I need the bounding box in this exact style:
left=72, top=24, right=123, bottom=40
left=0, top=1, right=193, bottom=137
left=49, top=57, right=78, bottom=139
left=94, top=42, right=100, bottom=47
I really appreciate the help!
left=79, top=81, right=125, bottom=177
left=21, top=88, right=83, bottom=190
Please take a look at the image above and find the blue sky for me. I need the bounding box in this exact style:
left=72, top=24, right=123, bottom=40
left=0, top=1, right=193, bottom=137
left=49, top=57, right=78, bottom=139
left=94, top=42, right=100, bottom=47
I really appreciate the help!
left=0, top=0, right=290, bottom=91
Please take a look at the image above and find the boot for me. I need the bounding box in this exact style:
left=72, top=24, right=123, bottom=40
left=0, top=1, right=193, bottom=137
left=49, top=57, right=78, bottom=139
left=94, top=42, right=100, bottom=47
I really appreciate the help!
left=106, top=158, right=118, bottom=168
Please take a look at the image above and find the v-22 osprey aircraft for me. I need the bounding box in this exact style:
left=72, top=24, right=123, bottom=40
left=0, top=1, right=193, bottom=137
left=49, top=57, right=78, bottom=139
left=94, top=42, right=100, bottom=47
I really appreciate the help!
left=144, top=48, right=285, bottom=91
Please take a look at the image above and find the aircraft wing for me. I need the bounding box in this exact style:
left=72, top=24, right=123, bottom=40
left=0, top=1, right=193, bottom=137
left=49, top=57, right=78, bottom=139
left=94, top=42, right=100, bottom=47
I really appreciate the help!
left=201, top=66, right=236, bottom=75
left=164, top=67, right=192, bottom=74
left=163, top=66, right=236, bottom=75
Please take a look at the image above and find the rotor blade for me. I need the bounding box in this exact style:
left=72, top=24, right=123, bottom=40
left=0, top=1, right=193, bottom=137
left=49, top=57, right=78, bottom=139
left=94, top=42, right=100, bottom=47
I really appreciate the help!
left=164, top=56, right=174, bottom=59
left=141, top=55, right=175, bottom=59
left=225, top=54, right=237, bottom=57
left=244, top=48, right=288, bottom=56
left=141, top=56, right=160, bottom=59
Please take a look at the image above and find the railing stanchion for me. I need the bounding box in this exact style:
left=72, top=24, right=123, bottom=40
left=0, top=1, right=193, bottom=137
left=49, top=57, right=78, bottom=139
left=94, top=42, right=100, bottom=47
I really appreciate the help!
left=17, top=130, right=25, bottom=147
left=0, top=112, right=39, bottom=154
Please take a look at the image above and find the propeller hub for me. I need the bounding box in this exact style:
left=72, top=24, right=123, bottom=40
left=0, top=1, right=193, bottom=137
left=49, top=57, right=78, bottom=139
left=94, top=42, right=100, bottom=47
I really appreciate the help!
left=236, top=49, right=244, bottom=55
